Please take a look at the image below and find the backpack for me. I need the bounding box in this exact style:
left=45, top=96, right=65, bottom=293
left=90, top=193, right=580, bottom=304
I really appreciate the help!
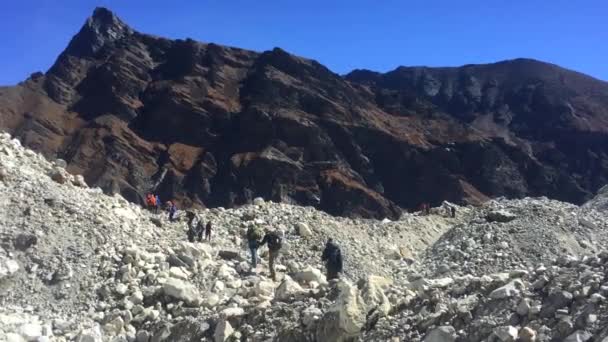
left=247, top=226, right=264, bottom=241
left=328, top=245, right=343, bottom=271
left=266, top=232, right=282, bottom=251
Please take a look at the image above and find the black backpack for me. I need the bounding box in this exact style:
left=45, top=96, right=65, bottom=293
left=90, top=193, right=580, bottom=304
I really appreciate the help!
left=328, top=245, right=343, bottom=271
left=267, top=232, right=282, bottom=251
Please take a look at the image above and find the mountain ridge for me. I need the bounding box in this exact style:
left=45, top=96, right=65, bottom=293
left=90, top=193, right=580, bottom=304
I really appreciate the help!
left=1, top=7, right=608, bottom=219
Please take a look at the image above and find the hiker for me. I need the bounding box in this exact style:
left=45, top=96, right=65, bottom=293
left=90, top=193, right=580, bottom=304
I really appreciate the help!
left=145, top=194, right=155, bottom=211
left=205, top=221, right=212, bottom=241
left=425, top=203, right=431, bottom=215
left=246, top=224, right=264, bottom=270
left=259, top=229, right=282, bottom=280
left=451, top=206, right=456, bottom=218
left=186, top=211, right=199, bottom=242
left=322, top=238, right=343, bottom=280
left=167, top=201, right=178, bottom=222
left=155, top=194, right=161, bottom=214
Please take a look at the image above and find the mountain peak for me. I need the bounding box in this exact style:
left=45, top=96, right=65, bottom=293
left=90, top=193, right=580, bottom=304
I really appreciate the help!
left=64, top=7, right=133, bottom=57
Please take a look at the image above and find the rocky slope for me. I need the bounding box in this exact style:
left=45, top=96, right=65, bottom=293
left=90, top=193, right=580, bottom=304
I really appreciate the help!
left=2, top=7, right=608, bottom=218
left=1, top=132, right=608, bottom=341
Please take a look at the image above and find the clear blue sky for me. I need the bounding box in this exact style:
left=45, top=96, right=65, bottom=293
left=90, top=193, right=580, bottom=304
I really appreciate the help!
left=1, top=0, right=607, bottom=85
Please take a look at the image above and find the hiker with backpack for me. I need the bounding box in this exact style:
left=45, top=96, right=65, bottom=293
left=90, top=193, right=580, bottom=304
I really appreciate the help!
left=155, top=194, right=161, bottom=214
left=259, top=229, right=282, bottom=280
left=205, top=221, right=212, bottom=241
left=246, top=224, right=264, bottom=270
left=186, top=211, right=199, bottom=242
left=167, top=201, right=178, bottom=222
left=322, top=238, right=343, bottom=280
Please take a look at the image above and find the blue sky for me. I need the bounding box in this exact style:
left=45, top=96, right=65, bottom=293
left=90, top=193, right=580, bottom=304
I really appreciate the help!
left=1, top=0, right=606, bottom=85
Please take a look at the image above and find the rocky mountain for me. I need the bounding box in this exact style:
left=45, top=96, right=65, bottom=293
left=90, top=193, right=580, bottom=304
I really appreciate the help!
left=2, top=131, right=608, bottom=341
left=2, top=7, right=608, bottom=219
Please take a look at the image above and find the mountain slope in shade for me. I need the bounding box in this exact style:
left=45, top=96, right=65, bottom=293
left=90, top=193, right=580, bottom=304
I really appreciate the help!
left=2, top=7, right=608, bottom=219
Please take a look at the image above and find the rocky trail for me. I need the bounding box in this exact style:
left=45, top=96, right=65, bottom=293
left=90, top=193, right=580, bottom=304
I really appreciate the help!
left=1, top=131, right=608, bottom=341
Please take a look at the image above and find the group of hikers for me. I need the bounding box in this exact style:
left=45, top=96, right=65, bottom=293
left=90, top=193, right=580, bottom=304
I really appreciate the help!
left=142, top=192, right=343, bottom=281
left=142, top=192, right=464, bottom=282
left=419, top=201, right=456, bottom=218
left=244, top=224, right=343, bottom=281
left=186, top=211, right=213, bottom=242
left=145, top=193, right=178, bottom=221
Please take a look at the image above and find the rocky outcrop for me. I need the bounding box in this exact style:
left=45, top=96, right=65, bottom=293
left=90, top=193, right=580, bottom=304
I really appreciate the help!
left=1, top=132, right=608, bottom=341
left=2, top=7, right=608, bottom=219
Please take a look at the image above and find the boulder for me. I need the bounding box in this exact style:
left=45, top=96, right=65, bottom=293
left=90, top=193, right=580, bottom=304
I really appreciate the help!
left=162, top=278, right=201, bottom=306
left=213, top=319, right=234, bottom=342
left=218, top=250, right=241, bottom=260
left=423, top=326, right=456, bottom=342
left=50, top=168, right=69, bottom=184
left=295, top=222, right=312, bottom=237
left=486, top=210, right=517, bottom=223
left=0, top=256, right=19, bottom=279
left=564, top=331, right=593, bottom=342
left=540, top=290, right=573, bottom=318
left=294, top=266, right=327, bottom=285
left=73, top=174, right=88, bottom=187
left=18, top=323, right=43, bottom=341
left=316, top=280, right=366, bottom=342
left=76, top=325, right=103, bottom=342
left=489, top=279, right=523, bottom=299
left=360, top=275, right=393, bottom=316
left=275, top=276, right=305, bottom=301
left=518, top=327, right=537, bottom=342
left=493, top=326, right=518, bottom=342
left=13, top=233, right=37, bottom=250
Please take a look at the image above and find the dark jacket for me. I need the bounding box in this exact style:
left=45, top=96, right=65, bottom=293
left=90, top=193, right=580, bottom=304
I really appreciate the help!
left=260, top=232, right=282, bottom=252
left=322, top=242, right=343, bottom=272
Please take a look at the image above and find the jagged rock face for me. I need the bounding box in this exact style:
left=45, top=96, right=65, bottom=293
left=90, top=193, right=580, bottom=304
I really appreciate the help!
left=2, top=8, right=608, bottom=218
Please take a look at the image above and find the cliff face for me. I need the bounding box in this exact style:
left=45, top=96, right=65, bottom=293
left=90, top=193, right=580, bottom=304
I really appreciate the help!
left=1, top=7, right=607, bottom=219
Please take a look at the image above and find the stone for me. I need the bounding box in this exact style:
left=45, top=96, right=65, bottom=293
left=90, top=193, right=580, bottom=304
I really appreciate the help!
left=296, top=222, right=312, bottom=237
left=218, top=250, right=241, bottom=260
left=5, top=333, right=26, bottom=342
left=103, top=316, right=125, bottom=336
left=322, top=280, right=366, bottom=340
left=169, top=267, right=190, bottom=280
left=129, top=290, right=144, bottom=305
left=486, top=210, right=517, bottom=223
left=275, top=276, right=305, bottom=301
left=50, top=168, right=69, bottom=184
left=73, top=174, right=88, bottom=187
left=540, top=290, right=573, bottom=318
left=221, top=307, right=245, bottom=318
left=253, top=280, right=275, bottom=297
left=76, top=325, right=103, bottom=342
left=253, top=197, right=265, bottom=206
left=162, top=278, right=201, bottom=306
left=13, top=233, right=38, bottom=250
left=213, top=319, right=234, bottom=342
left=489, top=279, right=523, bottom=299
left=0, top=257, right=20, bottom=279
left=135, top=330, right=150, bottom=342
left=518, top=327, right=537, bottom=342
left=423, top=326, right=456, bottom=342
left=493, top=326, right=518, bottom=342
left=114, top=282, right=128, bottom=294
left=294, top=266, right=327, bottom=285
left=19, top=323, right=42, bottom=341
left=360, top=275, right=393, bottom=316
left=302, top=306, right=323, bottom=327
left=516, top=298, right=530, bottom=316
left=564, top=331, right=592, bottom=342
